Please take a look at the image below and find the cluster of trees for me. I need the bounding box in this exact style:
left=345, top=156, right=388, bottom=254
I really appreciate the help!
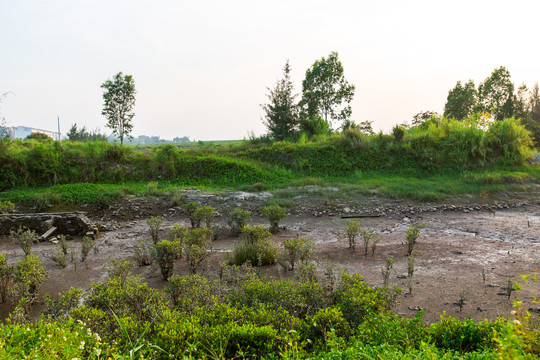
left=443, top=66, right=540, bottom=144
left=262, top=52, right=356, bottom=141
left=66, top=123, right=108, bottom=142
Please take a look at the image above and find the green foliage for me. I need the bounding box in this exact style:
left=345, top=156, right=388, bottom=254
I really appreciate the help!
left=429, top=315, right=502, bottom=353
left=152, top=240, right=182, bottom=280
left=281, top=237, right=313, bottom=271
left=195, top=205, right=216, bottom=228
left=106, top=258, right=135, bottom=286
left=478, top=66, right=515, bottom=121
left=147, top=215, right=163, bottom=244
left=307, top=307, right=352, bottom=346
left=241, top=224, right=271, bottom=244
left=0, top=200, right=14, bottom=214
left=261, top=204, right=286, bottom=233
left=85, top=275, right=167, bottom=323
left=145, top=181, right=162, bottom=196
left=301, top=51, right=355, bottom=126
left=392, top=124, right=405, bottom=141
left=406, top=223, right=426, bottom=256
left=44, top=287, right=84, bottom=320
left=345, top=220, right=361, bottom=251
left=381, top=257, right=395, bottom=288
left=10, top=227, right=38, bottom=257
left=80, top=236, right=96, bottom=262
left=183, top=201, right=202, bottom=228
left=66, top=123, right=108, bottom=142
left=184, top=228, right=213, bottom=273
left=169, top=189, right=186, bottom=206
left=263, top=60, right=299, bottom=141
left=14, top=254, right=48, bottom=304
left=233, top=237, right=278, bottom=267
left=49, top=246, right=67, bottom=268
left=444, top=80, right=477, bottom=120
left=228, top=207, right=252, bottom=236
left=165, top=274, right=217, bottom=311
left=0, top=318, right=119, bottom=359
left=101, top=71, right=136, bottom=145
left=361, top=229, right=381, bottom=256
left=25, top=132, right=52, bottom=141
left=133, top=239, right=154, bottom=266
left=0, top=254, right=14, bottom=303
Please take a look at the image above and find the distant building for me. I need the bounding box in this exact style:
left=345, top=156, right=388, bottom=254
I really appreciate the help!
left=4, top=126, right=60, bottom=140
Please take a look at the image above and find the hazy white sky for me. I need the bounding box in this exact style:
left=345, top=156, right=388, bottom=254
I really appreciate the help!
left=2, top=0, right=540, bottom=140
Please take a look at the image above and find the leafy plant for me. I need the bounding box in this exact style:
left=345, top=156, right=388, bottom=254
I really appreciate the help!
left=184, top=228, right=213, bottom=274
left=407, top=250, right=418, bottom=294
left=405, top=223, right=426, bottom=256
left=44, top=287, right=84, bottom=320
left=261, top=204, right=286, bottom=233
left=49, top=246, right=67, bottom=268
left=371, top=234, right=382, bottom=256
left=0, top=200, right=14, bottom=214
left=134, top=239, right=154, bottom=266
left=381, top=257, right=395, bottom=288
left=169, top=189, right=186, bottom=206
left=165, top=274, right=217, bottom=312
left=195, top=205, right=216, bottom=228
left=183, top=201, right=202, bottom=228
left=0, top=254, right=14, bottom=303
left=106, top=258, right=135, bottom=286
left=13, top=254, right=48, bottom=304
left=281, top=237, right=313, bottom=271
left=147, top=216, right=164, bottom=244
left=345, top=219, right=361, bottom=251
left=361, top=229, right=380, bottom=256
left=80, top=236, right=96, bottom=263
left=457, top=290, right=467, bottom=312
left=10, top=227, right=38, bottom=257
left=228, top=207, right=252, bottom=236
left=152, top=240, right=182, bottom=280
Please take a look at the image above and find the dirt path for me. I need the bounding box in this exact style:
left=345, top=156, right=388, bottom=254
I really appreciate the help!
left=1, top=202, right=538, bottom=324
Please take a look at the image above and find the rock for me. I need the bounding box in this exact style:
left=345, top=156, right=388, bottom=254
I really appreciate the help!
left=0, top=212, right=95, bottom=239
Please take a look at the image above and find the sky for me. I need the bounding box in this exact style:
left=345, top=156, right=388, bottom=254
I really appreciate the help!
left=1, top=0, right=540, bottom=141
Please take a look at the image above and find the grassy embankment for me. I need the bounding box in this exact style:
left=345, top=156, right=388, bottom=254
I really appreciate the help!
left=0, top=117, right=538, bottom=208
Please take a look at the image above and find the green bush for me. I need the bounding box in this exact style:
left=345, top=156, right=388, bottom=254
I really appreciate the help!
left=194, top=205, right=216, bottom=228
left=232, top=225, right=277, bottom=266
left=13, top=254, right=48, bottom=304
left=147, top=215, right=164, bottom=244
left=44, top=287, right=84, bottom=320
left=165, top=274, right=217, bottom=311
left=133, top=239, right=154, bottom=266
left=262, top=204, right=286, bottom=233
left=10, top=227, right=38, bottom=257
left=106, top=258, right=135, bottom=286
left=183, top=201, right=202, bottom=228
left=228, top=207, right=252, bottom=236
left=0, top=254, right=14, bottom=303
left=152, top=240, right=182, bottom=280
left=429, top=315, right=502, bottom=353
left=345, top=220, right=361, bottom=251
left=0, top=200, right=14, bottom=214
left=281, top=237, right=313, bottom=271
left=184, top=228, right=213, bottom=273
left=306, top=307, right=352, bottom=346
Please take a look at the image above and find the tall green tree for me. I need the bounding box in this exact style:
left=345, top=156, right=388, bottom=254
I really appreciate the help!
left=300, top=51, right=355, bottom=128
left=101, top=72, right=136, bottom=145
left=443, top=80, right=477, bottom=120
left=523, top=82, right=540, bottom=146
left=262, top=60, right=299, bottom=141
left=478, top=66, right=515, bottom=121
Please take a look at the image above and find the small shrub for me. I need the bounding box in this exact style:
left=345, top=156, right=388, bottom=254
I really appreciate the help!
left=49, top=246, right=67, bottom=268
left=165, top=274, right=216, bottom=312
left=10, top=227, right=38, bottom=257
left=405, top=223, right=426, bottom=256
left=429, top=315, right=499, bottom=353
left=106, top=258, right=135, bottom=286
left=58, top=235, right=68, bottom=255
left=228, top=207, right=251, bottom=236
left=147, top=216, right=164, bottom=244
left=13, top=254, right=48, bottom=304
left=252, top=182, right=266, bottom=192
left=133, top=239, right=154, bottom=266
left=146, top=181, right=161, bottom=196
left=261, top=204, right=286, bottom=233
left=80, top=236, right=96, bottom=262
left=183, top=201, right=202, bottom=228
left=505, top=277, right=514, bottom=299
left=152, top=240, right=182, bottom=280
left=232, top=239, right=278, bottom=267
left=0, top=254, right=14, bottom=303
left=241, top=225, right=271, bottom=244
left=194, top=205, right=216, bottom=228
left=44, top=287, right=84, bottom=320
left=345, top=220, right=361, bottom=251
left=296, top=261, right=317, bottom=283
left=392, top=124, right=405, bottom=141
left=371, top=234, right=381, bottom=256
left=281, top=237, right=313, bottom=271
left=184, top=228, right=213, bottom=274
left=361, top=229, right=380, bottom=256
left=381, top=257, right=395, bottom=288
left=307, top=307, right=351, bottom=346
left=169, top=189, right=186, bottom=206
left=407, top=250, right=418, bottom=294
left=0, top=200, right=14, bottom=214
left=457, top=289, right=466, bottom=312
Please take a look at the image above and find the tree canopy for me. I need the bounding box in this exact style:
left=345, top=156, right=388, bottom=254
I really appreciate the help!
left=444, top=80, right=477, bottom=120
left=300, top=51, right=355, bottom=127
left=101, top=72, right=136, bottom=145
left=262, top=60, right=299, bottom=141
left=478, top=66, right=515, bottom=121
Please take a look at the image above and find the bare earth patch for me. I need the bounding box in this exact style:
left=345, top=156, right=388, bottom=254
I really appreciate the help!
left=1, top=200, right=538, bottom=324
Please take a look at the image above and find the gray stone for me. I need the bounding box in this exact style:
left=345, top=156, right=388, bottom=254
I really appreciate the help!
left=0, top=212, right=95, bottom=239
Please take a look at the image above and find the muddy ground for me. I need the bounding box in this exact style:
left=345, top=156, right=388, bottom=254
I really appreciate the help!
left=1, top=190, right=539, bottom=324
